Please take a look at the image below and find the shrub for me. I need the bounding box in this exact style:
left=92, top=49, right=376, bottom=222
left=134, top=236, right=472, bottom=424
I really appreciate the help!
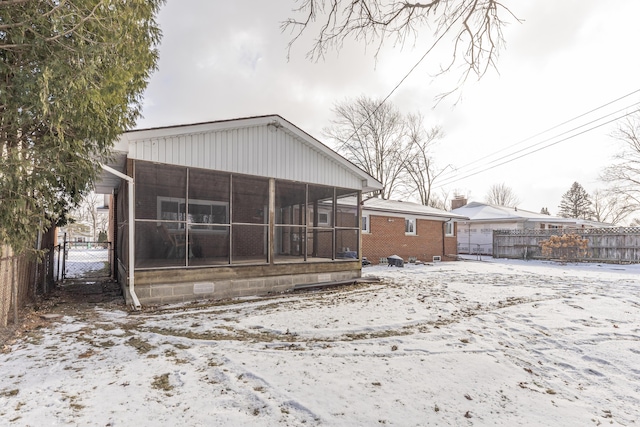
left=539, top=234, right=588, bottom=261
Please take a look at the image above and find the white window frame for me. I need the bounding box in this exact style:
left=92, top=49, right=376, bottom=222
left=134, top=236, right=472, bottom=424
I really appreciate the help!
left=362, top=214, right=370, bottom=233
left=445, top=220, right=455, bottom=237
left=157, top=196, right=229, bottom=233
left=405, top=217, right=416, bottom=235
left=318, top=212, right=330, bottom=225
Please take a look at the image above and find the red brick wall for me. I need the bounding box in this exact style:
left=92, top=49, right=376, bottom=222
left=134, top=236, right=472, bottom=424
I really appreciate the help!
left=362, top=215, right=458, bottom=264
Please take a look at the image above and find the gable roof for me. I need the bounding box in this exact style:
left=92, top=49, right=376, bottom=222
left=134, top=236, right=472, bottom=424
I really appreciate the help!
left=451, top=202, right=550, bottom=221
left=361, top=198, right=468, bottom=221
left=451, top=201, right=612, bottom=227
left=96, top=115, right=383, bottom=194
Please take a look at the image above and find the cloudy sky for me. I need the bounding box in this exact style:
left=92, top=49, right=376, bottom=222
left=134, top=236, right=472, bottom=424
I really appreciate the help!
left=138, top=0, right=640, bottom=216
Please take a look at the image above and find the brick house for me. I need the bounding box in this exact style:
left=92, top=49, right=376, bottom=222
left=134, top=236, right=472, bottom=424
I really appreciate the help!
left=360, top=198, right=468, bottom=264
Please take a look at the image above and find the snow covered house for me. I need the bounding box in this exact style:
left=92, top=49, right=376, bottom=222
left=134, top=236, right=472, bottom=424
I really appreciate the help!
left=94, top=115, right=382, bottom=308
left=451, top=201, right=611, bottom=255
left=360, top=198, right=468, bottom=263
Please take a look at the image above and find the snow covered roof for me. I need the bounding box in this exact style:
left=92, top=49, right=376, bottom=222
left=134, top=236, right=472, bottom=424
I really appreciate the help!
left=360, top=198, right=468, bottom=221
left=451, top=202, right=551, bottom=221
left=451, top=201, right=612, bottom=227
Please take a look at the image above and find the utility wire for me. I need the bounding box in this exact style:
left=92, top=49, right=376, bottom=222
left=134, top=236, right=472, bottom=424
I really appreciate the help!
left=433, top=106, right=640, bottom=189
left=436, top=98, right=640, bottom=184
left=326, top=7, right=640, bottom=196
left=435, top=88, right=640, bottom=182
left=335, top=3, right=471, bottom=151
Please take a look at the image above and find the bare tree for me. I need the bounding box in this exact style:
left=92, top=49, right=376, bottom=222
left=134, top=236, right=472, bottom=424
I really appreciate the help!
left=592, top=189, right=635, bottom=225
left=427, top=188, right=454, bottom=211
left=484, top=183, right=521, bottom=207
left=69, top=192, right=105, bottom=241
left=402, top=115, right=448, bottom=205
left=324, top=96, right=415, bottom=199
left=283, top=1, right=520, bottom=98
left=601, top=114, right=640, bottom=213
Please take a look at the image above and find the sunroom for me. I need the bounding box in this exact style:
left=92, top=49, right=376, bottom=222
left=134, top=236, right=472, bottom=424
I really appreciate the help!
left=97, top=115, right=382, bottom=307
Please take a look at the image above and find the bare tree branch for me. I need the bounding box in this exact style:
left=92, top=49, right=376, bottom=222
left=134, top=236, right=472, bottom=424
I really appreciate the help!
left=324, top=96, right=415, bottom=199
left=601, top=113, right=640, bottom=214
left=283, top=0, right=521, bottom=98
left=484, top=182, right=520, bottom=207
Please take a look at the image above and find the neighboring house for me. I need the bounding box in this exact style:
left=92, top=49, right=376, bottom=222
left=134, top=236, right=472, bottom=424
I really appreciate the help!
left=360, top=198, right=468, bottom=263
left=94, top=115, right=382, bottom=307
left=451, top=201, right=612, bottom=255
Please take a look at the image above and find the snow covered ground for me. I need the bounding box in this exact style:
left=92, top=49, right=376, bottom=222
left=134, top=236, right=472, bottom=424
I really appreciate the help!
left=1, top=258, right=639, bottom=426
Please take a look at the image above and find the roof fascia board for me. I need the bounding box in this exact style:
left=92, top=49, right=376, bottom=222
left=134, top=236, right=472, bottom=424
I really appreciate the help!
left=364, top=207, right=467, bottom=221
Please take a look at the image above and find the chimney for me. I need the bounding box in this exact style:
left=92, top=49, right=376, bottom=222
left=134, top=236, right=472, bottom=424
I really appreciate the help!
left=451, top=196, right=467, bottom=210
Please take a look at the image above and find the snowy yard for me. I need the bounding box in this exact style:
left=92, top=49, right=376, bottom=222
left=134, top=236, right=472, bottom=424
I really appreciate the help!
left=1, top=258, right=639, bottom=426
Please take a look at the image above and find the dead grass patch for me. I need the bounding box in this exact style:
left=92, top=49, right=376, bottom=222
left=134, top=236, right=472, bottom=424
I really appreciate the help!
left=151, top=373, right=173, bottom=392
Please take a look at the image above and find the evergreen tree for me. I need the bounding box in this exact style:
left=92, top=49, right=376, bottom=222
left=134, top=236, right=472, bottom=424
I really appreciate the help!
left=558, top=182, right=594, bottom=219
left=1, top=1, right=164, bottom=253
left=540, top=207, right=550, bottom=215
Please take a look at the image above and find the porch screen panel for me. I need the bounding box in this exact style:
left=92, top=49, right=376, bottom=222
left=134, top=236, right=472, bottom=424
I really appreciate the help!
left=335, top=189, right=360, bottom=260
left=189, top=224, right=229, bottom=266
left=274, top=181, right=306, bottom=262
left=275, top=181, right=306, bottom=225
left=134, top=161, right=186, bottom=222
left=135, top=222, right=186, bottom=268
left=308, top=185, right=333, bottom=228
left=231, top=175, right=269, bottom=264
left=232, top=225, right=268, bottom=264
left=188, top=169, right=230, bottom=265
left=133, top=161, right=188, bottom=268
left=335, top=189, right=359, bottom=228
left=307, top=228, right=333, bottom=260
left=307, top=185, right=334, bottom=260
left=232, top=175, right=269, bottom=224
left=335, top=229, right=358, bottom=259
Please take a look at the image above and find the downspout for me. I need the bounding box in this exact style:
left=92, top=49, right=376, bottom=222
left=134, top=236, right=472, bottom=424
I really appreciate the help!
left=100, top=164, right=141, bottom=310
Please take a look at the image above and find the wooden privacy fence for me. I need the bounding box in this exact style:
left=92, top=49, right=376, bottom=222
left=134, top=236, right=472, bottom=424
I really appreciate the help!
left=493, top=227, right=640, bottom=263
left=0, top=246, right=37, bottom=328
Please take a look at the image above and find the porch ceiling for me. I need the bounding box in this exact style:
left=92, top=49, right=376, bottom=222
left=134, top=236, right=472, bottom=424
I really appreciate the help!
left=94, top=150, right=127, bottom=194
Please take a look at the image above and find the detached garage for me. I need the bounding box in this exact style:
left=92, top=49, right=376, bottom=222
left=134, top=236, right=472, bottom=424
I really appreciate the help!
left=95, top=115, right=382, bottom=307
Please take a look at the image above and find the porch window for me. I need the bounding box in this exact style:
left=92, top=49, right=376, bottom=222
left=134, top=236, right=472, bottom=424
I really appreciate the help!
left=156, top=197, right=228, bottom=230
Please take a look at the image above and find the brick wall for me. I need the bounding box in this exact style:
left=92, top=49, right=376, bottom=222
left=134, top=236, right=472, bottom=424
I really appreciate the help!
left=362, top=214, right=458, bottom=264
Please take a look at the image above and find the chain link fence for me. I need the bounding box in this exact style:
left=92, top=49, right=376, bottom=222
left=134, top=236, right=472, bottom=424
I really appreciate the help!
left=62, top=241, right=112, bottom=280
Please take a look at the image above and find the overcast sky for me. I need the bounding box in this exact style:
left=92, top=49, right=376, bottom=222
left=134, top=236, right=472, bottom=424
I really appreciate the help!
left=137, top=0, right=640, bottom=216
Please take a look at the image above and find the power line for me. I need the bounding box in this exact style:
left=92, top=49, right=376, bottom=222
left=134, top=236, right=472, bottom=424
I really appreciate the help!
left=433, top=106, right=640, bottom=189
left=335, top=3, right=472, bottom=151
left=436, top=97, right=640, bottom=184
left=435, top=88, right=640, bottom=182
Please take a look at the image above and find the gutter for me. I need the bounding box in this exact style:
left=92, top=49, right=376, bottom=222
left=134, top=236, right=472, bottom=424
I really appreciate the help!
left=100, top=164, right=141, bottom=310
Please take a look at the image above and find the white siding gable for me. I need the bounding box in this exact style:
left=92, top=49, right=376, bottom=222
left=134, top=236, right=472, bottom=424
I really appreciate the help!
left=123, top=116, right=380, bottom=191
